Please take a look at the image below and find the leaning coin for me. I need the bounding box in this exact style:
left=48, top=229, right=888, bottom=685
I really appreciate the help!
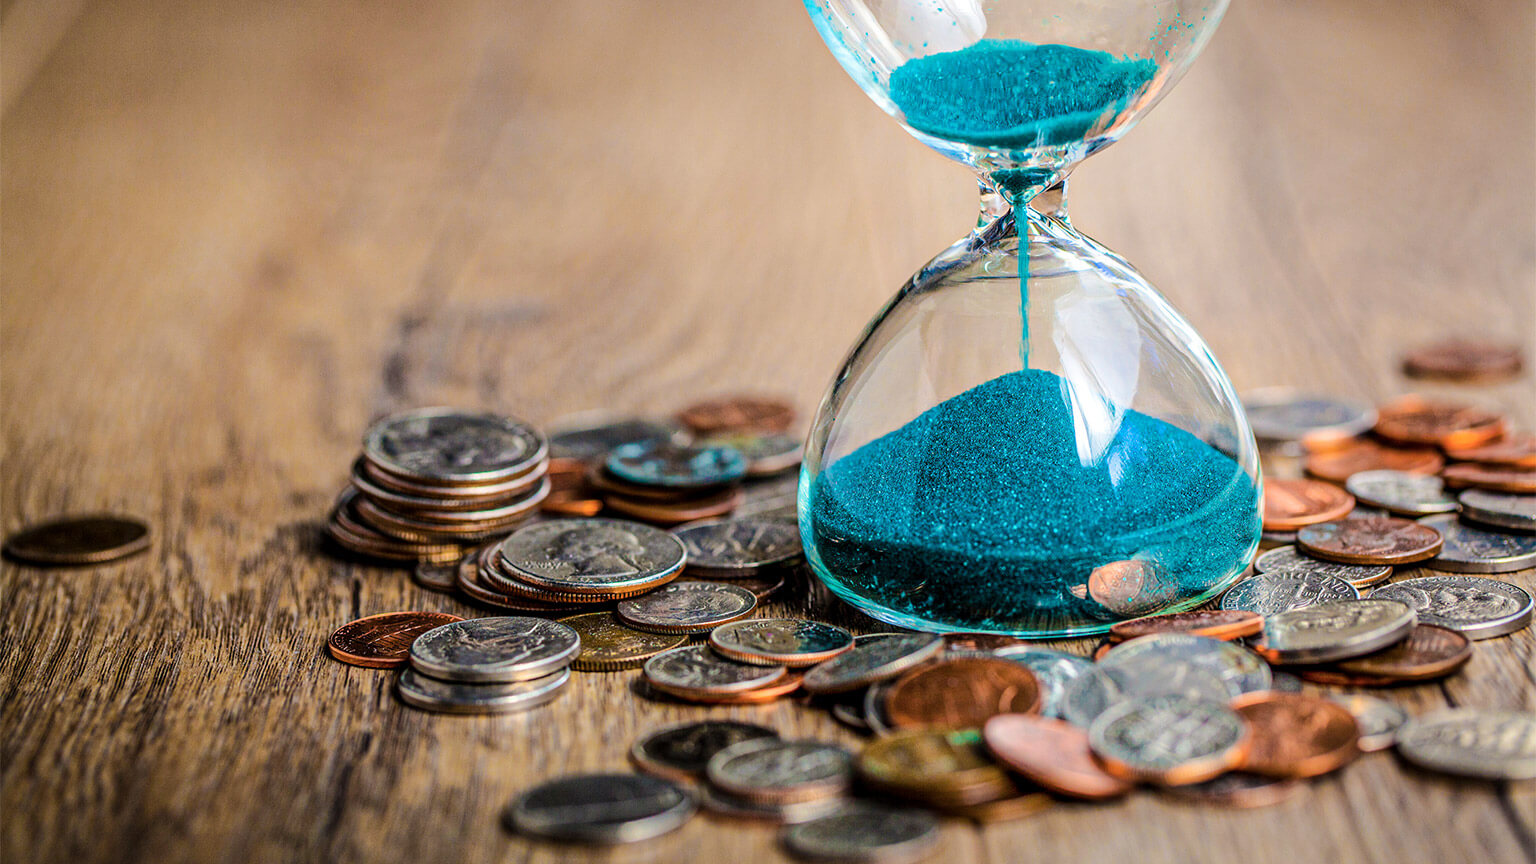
left=616, top=580, right=757, bottom=634
left=707, top=739, right=854, bottom=805
left=630, top=720, right=780, bottom=783
left=1417, top=514, right=1536, bottom=574
left=496, top=518, right=685, bottom=594
left=505, top=773, right=696, bottom=844
left=1296, top=517, right=1443, bottom=565
left=672, top=517, right=802, bottom=577
left=1108, top=610, right=1263, bottom=643
left=1322, top=623, right=1472, bottom=683
left=1253, top=545, right=1391, bottom=589
left=1441, top=463, right=1536, bottom=494
left=1373, top=397, right=1507, bottom=450
left=1395, top=710, right=1536, bottom=780
left=557, top=612, right=686, bottom=672
left=364, top=408, right=545, bottom=485
left=395, top=665, right=569, bottom=714
left=709, top=619, right=854, bottom=668
left=1370, top=575, right=1534, bottom=639
left=983, top=714, right=1133, bottom=800
left=643, top=644, right=786, bottom=697
left=1327, top=694, right=1407, bottom=752
left=779, top=802, right=940, bottom=864
left=3, top=514, right=151, bottom=566
left=1263, top=479, right=1356, bottom=530
left=886, top=658, right=1042, bottom=730
left=328, top=611, right=465, bottom=669
left=1242, top=389, right=1377, bottom=443
left=1230, top=692, right=1359, bottom=778
left=1255, top=599, right=1416, bottom=665
left=802, top=634, right=943, bottom=695
left=409, top=616, right=580, bottom=683
left=1101, top=633, right=1271, bottom=694
left=1458, top=489, right=1536, bottom=533
left=1220, top=569, right=1359, bottom=615
left=989, top=648, right=1096, bottom=720
left=1345, top=470, right=1458, bottom=516
left=1087, top=695, right=1250, bottom=786
left=606, top=441, right=747, bottom=489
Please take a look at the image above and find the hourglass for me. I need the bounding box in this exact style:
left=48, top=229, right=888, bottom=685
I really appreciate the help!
left=798, top=0, right=1260, bottom=637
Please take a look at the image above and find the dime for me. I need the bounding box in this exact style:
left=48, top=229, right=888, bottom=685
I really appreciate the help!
left=709, top=619, right=854, bottom=667
left=1317, top=624, right=1472, bottom=683
left=643, top=644, right=786, bottom=697
left=1101, top=633, right=1272, bottom=695
left=504, top=773, right=696, bottom=844
left=1087, top=695, right=1250, bottom=786
left=1374, top=397, right=1507, bottom=451
left=677, top=396, right=795, bottom=436
left=1394, top=709, right=1536, bottom=780
left=698, top=785, right=844, bottom=824
left=802, top=634, right=942, bottom=695
left=672, top=517, right=803, bottom=577
left=1296, top=517, right=1443, bottom=565
left=364, top=408, right=545, bottom=485
left=1242, top=389, right=1377, bottom=443
left=630, top=721, right=779, bottom=782
left=707, top=739, right=853, bottom=804
left=1254, top=599, right=1417, bottom=665
left=1253, top=545, right=1392, bottom=589
left=1108, top=610, right=1263, bottom=643
left=395, top=666, right=569, bottom=714
left=3, top=514, right=152, bottom=566
left=556, top=612, right=686, bottom=671
left=1230, top=692, right=1359, bottom=778
left=606, top=441, right=747, bottom=489
left=1162, top=773, right=1298, bottom=809
left=495, top=518, right=685, bottom=594
left=1458, top=489, right=1536, bottom=533
left=1417, top=514, right=1536, bottom=573
left=1304, top=439, right=1444, bottom=484
left=698, top=432, right=803, bottom=477
left=409, top=616, right=580, bottom=683
left=857, top=729, right=1017, bottom=806
left=1344, top=470, right=1458, bottom=516
left=1220, top=570, right=1359, bottom=615
left=547, top=416, right=683, bottom=463
left=1444, top=435, right=1536, bottom=468
left=327, top=611, right=464, bottom=669
left=1441, top=463, right=1536, bottom=494
left=1263, top=479, right=1356, bottom=530
left=602, top=487, right=746, bottom=525
left=615, top=580, right=757, bottom=633
left=1327, top=694, right=1407, bottom=751
left=1370, top=575, right=1534, bottom=639
left=886, top=658, right=1041, bottom=730
left=982, top=714, right=1133, bottom=800
left=1402, top=339, right=1523, bottom=382
left=989, top=648, right=1095, bottom=720
left=1058, top=666, right=1123, bottom=729
left=779, top=803, right=940, bottom=864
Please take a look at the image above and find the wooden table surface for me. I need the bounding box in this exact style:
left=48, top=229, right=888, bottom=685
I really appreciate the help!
left=3, top=1, right=1533, bottom=862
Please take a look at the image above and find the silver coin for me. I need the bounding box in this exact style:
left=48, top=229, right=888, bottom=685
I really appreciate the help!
left=831, top=699, right=872, bottom=732
left=1259, top=599, right=1417, bottom=664
left=1161, top=772, right=1298, bottom=808
left=409, top=616, right=579, bottom=683
left=672, top=517, right=803, bottom=576
left=364, top=408, right=545, bottom=484
left=1458, top=489, right=1536, bottom=533
left=606, top=441, right=747, bottom=488
left=779, top=802, right=940, bottom=863
left=1416, top=514, right=1536, bottom=573
left=1101, top=633, right=1272, bottom=696
left=1345, top=470, right=1458, bottom=516
left=1370, top=575, right=1534, bottom=639
left=698, top=432, right=804, bottom=477
left=1253, top=545, right=1392, bottom=588
left=616, top=581, right=757, bottom=633
left=1088, top=695, right=1248, bottom=782
left=496, top=518, right=685, bottom=593
left=699, top=785, right=845, bottom=824
left=990, top=648, right=1096, bottom=720
left=1395, top=709, right=1536, bottom=780
left=548, top=416, right=683, bottom=463
left=1102, top=661, right=1234, bottom=706
left=1347, top=506, right=1391, bottom=520
left=1328, top=694, right=1407, bottom=752
left=1243, top=389, right=1377, bottom=442
left=1059, top=666, right=1124, bottom=729
left=801, top=634, right=942, bottom=695
left=395, top=666, right=568, bottom=714
left=1220, top=569, right=1360, bottom=615
left=707, top=739, right=853, bottom=803
left=709, top=619, right=855, bottom=667
left=1270, top=671, right=1304, bottom=693
left=863, top=679, right=898, bottom=737
left=630, top=721, right=780, bottom=782
left=505, top=773, right=696, bottom=844
left=412, top=554, right=464, bottom=592
left=643, top=644, right=786, bottom=693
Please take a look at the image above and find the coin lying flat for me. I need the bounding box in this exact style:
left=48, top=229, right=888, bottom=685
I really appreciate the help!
left=1304, top=439, right=1443, bottom=484
left=779, top=803, right=939, bottom=864
left=886, top=658, right=1042, bottom=730
left=505, top=773, right=696, bottom=844
left=1108, top=610, right=1264, bottom=643
left=1058, top=666, right=1123, bottom=730
left=1417, top=514, right=1536, bottom=574
left=709, top=619, right=854, bottom=668
left=548, top=416, right=682, bottom=463
left=327, top=611, right=465, bottom=669
left=1327, top=694, right=1407, bottom=752
left=698, top=432, right=803, bottom=477
left=1370, top=575, right=1534, bottom=639
left=672, top=517, right=802, bottom=577
left=1373, top=397, right=1507, bottom=450
left=1263, top=479, right=1356, bottom=531
left=1458, top=489, right=1536, bottom=533
left=1252, top=545, right=1391, bottom=589
left=699, top=784, right=844, bottom=824
left=1402, top=340, right=1524, bottom=382
left=989, top=648, right=1095, bottom=720
left=1344, top=470, right=1458, bottom=516
left=801, top=634, right=942, bottom=695
left=1395, top=710, right=1536, bottom=780
left=606, top=441, right=747, bottom=489
left=1101, top=633, right=1271, bottom=696
left=556, top=612, right=686, bottom=672
left=1442, top=463, right=1536, bottom=494
left=1087, top=695, right=1250, bottom=786
left=706, top=739, right=853, bottom=805
left=496, top=518, right=686, bottom=594
left=1296, top=517, right=1443, bottom=565
left=409, top=616, right=580, bottom=683
left=616, top=580, right=757, bottom=633
left=1444, top=435, right=1536, bottom=468
left=1220, top=570, right=1359, bottom=615
left=1315, top=624, right=1472, bottom=684
left=364, top=408, right=546, bottom=485
left=395, top=666, right=569, bottom=714
left=3, top=514, right=151, bottom=565
left=1162, top=772, right=1299, bottom=809
left=630, top=721, right=780, bottom=783
left=677, top=396, right=796, bottom=436
left=1254, top=599, right=1417, bottom=665
left=1242, top=389, right=1377, bottom=443
left=857, top=729, right=1017, bottom=807
left=1231, top=692, right=1359, bottom=778
left=983, top=714, right=1133, bottom=800
left=643, top=644, right=786, bottom=697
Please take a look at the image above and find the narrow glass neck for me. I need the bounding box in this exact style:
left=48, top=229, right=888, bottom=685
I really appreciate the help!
left=976, top=178, right=1069, bottom=229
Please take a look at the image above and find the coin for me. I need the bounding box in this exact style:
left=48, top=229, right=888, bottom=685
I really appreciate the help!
left=864, top=679, right=898, bottom=737
left=1253, top=545, right=1392, bottom=588
left=802, top=634, right=942, bottom=695
left=1373, top=397, right=1507, bottom=450
left=1441, top=463, right=1536, bottom=494
left=1109, top=610, right=1263, bottom=643
left=504, top=773, right=696, bottom=844
left=857, top=729, right=1017, bottom=806
left=709, top=619, right=855, bottom=667
left=409, top=616, right=580, bottom=683
left=677, top=396, right=796, bottom=436
left=1444, top=435, right=1536, bottom=468
left=327, top=611, right=465, bottom=669
left=353, top=458, right=543, bottom=509
left=395, top=665, right=569, bottom=714
left=990, top=648, right=1096, bottom=720
left=1058, top=666, right=1123, bottom=729
left=681, top=670, right=806, bottom=705
left=1402, top=339, right=1523, bottom=382
left=1304, top=439, right=1444, bottom=484
left=1086, top=559, right=1177, bottom=617
left=364, top=408, right=546, bottom=485
left=413, top=555, right=464, bottom=592
left=3, top=514, right=152, bottom=566
left=1394, top=709, right=1536, bottom=780
left=1327, top=694, right=1407, bottom=752
left=1230, top=692, right=1359, bottom=778
left=328, top=489, right=463, bottom=562
left=643, top=644, right=786, bottom=697
left=1325, top=623, right=1472, bottom=681
left=495, top=518, right=685, bottom=594
left=556, top=612, right=686, bottom=671
left=548, top=416, right=683, bottom=463
left=615, top=580, right=757, bottom=633
left=1343, top=470, right=1457, bottom=516
left=1370, top=575, right=1534, bottom=639
left=779, top=803, right=939, bottom=864
left=1242, top=389, right=1377, bottom=443
left=672, top=517, right=803, bottom=577
left=1220, top=570, right=1359, bottom=615
left=982, top=714, right=1133, bottom=800
left=1101, top=633, right=1272, bottom=695
left=630, top=721, right=780, bottom=782
left=1417, top=514, right=1536, bottom=573
left=886, top=658, right=1041, bottom=730
left=940, top=633, right=1027, bottom=654
left=1087, top=695, right=1250, bottom=786
left=454, top=550, right=585, bottom=613
left=606, top=441, right=747, bottom=489
left=1263, top=479, right=1356, bottom=530
left=1254, top=598, right=1417, bottom=665
left=698, top=432, right=803, bottom=477
left=707, top=739, right=853, bottom=805
left=1162, top=773, right=1299, bottom=809
left=602, top=486, right=746, bottom=525
left=698, top=785, right=845, bottom=824
left=1458, top=489, right=1536, bottom=533
left=1296, top=517, right=1443, bottom=565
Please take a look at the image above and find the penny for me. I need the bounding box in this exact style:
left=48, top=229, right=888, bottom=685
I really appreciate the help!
left=630, top=721, right=780, bottom=782
left=1458, top=489, right=1536, bottom=533
left=779, top=803, right=940, bottom=864
left=1441, top=463, right=1536, bottom=494
left=1087, top=559, right=1177, bottom=617
left=1231, top=692, right=1359, bottom=778
left=1370, top=575, right=1534, bottom=639
left=364, top=408, right=546, bottom=486
left=1253, top=545, right=1392, bottom=589
left=1373, top=397, right=1507, bottom=451
left=989, top=648, right=1095, bottom=720
left=709, top=619, right=855, bottom=667
left=354, top=458, right=543, bottom=508
left=556, top=612, right=687, bottom=671
left=677, top=396, right=796, bottom=436
left=857, top=729, right=1016, bottom=806
left=802, top=633, right=943, bottom=695
left=1254, top=598, right=1417, bottom=665
left=1263, top=479, right=1356, bottom=530
left=886, top=658, right=1041, bottom=730
left=1327, top=694, right=1407, bottom=752
left=1402, top=339, right=1524, bottom=382
left=1394, top=709, right=1536, bottom=780
left=863, top=679, right=898, bottom=737
left=672, top=517, right=803, bottom=577
left=409, top=616, right=580, bottom=683
left=707, top=739, right=853, bottom=805
left=1417, top=513, right=1536, bottom=573
left=1101, top=633, right=1272, bottom=696
left=1327, top=623, right=1472, bottom=681
left=1087, top=695, right=1250, bottom=786
left=539, top=491, right=604, bottom=518
left=698, top=432, right=803, bottom=477
left=698, top=785, right=844, bottom=824
left=547, top=416, right=683, bottom=463
left=504, top=773, right=696, bottom=844
left=615, top=580, right=757, bottom=633
left=1162, top=773, right=1299, bottom=809
left=940, top=633, right=1027, bottom=654
left=682, top=671, right=806, bottom=705
left=1304, top=439, right=1444, bottom=484
left=1444, top=435, right=1536, bottom=468
left=982, top=714, right=1133, bottom=799
left=606, top=441, right=747, bottom=489
left=495, top=518, right=685, bottom=594
left=604, top=487, right=747, bottom=525
left=1296, top=517, right=1443, bottom=565
left=1343, top=470, right=1458, bottom=516
left=1109, top=610, right=1263, bottom=643
left=1220, top=570, right=1359, bottom=615
left=3, top=514, right=152, bottom=566
left=395, top=665, right=569, bottom=714
left=1242, top=389, right=1377, bottom=443
left=643, top=644, right=786, bottom=697
left=327, top=611, right=465, bottom=669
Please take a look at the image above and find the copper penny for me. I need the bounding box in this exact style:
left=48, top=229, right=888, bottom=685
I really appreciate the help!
left=940, top=633, right=1026, bottom=654
left=1443, top=435, right=1536, bottom=469
left=983, top=714, right=1133, bottom=800
left=455, top=549, right=586, bottom=613
left=1374, top=397, right=1508, bottom=450
left=602, top=487, right=745, bottom=525
left=886, top=658, right=1041, bottom=730
left=1296, top=517, right=1443, bottom=565
left=1263, top=479, right=1356, bottom=530
left=1441, top=463, right=1536, bottom=494
left=1305, top=439, right=1444, bottom=483
left=541, top=491, right=604, bottom=517
left=1402, top=340, right=1524, bottom=382
left=327, top=611, right=465, bottom=669
left=677, top=396, right=796, bottom=436
left=1087, top=559, right=1176, bottom=617
left=1231, top=692, right=1360, bottom=778
left=1313, top=624, right=1472, bottom=684
left=677, top=672, right=805, bottom=705
left=1109, top=609, right=1264, bottom=643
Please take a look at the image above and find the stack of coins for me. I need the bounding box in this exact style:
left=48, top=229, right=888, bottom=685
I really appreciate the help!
left=396, top=616, right=579, bottom=714
left=589, top=441, right=750, bottom=526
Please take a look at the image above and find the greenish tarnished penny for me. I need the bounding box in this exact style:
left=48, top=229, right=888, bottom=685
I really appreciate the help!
left=615, top=581, right=757, bottom=634
left=709, top=619, right=855, bottom=667
left=1254, top=599, right=1416, bottom=665
left=395, top=666, right=569, bottom=715
left=556, top=612, right=686, bottom=671
left=630, top=721, right=780, bottom=782
left=801, top=634, right=942, bottom=695
left=606, top=441, right=747, bottom=489
left=1370, top=575, right=1533, bottom=639
left=1395, top=710, right=1536, bottom=780
left=4, top=514, right=151, bottom=566
left=1416, top=514, right=1536, bottom=574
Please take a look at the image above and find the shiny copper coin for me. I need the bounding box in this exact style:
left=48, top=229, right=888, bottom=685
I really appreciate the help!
left=3, top=514, right=151, bottom=566
left=1296, top=517, right=1443, bottom=565
left=1087, top=559, right=1176, bottom=617
left=1317, top=624, right=1472, bottom=684
left=1304, top=439, right=1444, bottom=483
left=677, top=396, right=796, bottom=436
left=454, top=549, right=586, bottom=613
left=603, top=487, right=744, bottom=526
left=886, top=658, right=1042, bottom=730
left=1441, top=463, right=1536, bottom=494
left=983, top=715, right=1133, bottom=800
left=1263, top=479, right=1356, bottom=531
left=1231, top=692, right=1360, bottom=778
left=1443, top=435, right=1536, bottom=468
left=1402, top=340, right=1523, bottom=382
left=1109, top=609, right=1264, bottom=643
left=540, top=491, right=604, bottom=517
left=1374, top=397, right=1508, bottom=450
left=326, top=611, right=464, bottom=669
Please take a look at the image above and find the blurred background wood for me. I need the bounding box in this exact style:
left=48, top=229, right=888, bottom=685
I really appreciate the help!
left=2, top=1, right=1532, bottom=862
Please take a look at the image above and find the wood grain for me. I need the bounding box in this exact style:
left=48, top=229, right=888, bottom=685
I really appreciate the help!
left=2, top=1, right=1532, bottom=862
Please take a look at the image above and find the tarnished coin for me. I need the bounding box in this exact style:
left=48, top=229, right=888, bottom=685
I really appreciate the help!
left=1458, top=489, right=1536, bottom=533
left=1344, top=470, right=1458, bottom=516
left=990, top=648, right=1095, bottom=720
left=606, top=441, right=747, bottom=489
left=707, top=739, right=853, bottom=804
left=1374, top=397, right=1508, bottom=450
left=547, top=416, right=682, bottom=463
left=677, top=396, right=796, bottom=436
left=1402, top=339, right=1524, bottom=382
left=983, top=714, right=1133, bottom=800
left=1324, top=624, right=1472, bottom=682
left=801, top=634, right=943, bottom=695
left=327, top=611, right=465, bottom=669
left=505, top=773, right=696, bottom=844
left=556, top=612, right=686, bottom=671
left=709, top=619, right=854, bottom=667
left=1242, top=389, right=1377, bottom=443
left=364, top=408, right=545, bottom=485
left=615, top=581, right=757, bottom=633
left=1253, top=545, right=1392, bottom=589
left=1231, top=692, right=1359, bottom=778
left=1263, top=479, right=1356, bottom=531
left=643, top=644, right=786, bottom=696
left=1444, top=435, right=1536, bottom=468
left=602, top=486, right=745, bottom=526
left=1417, top=514, right=1536, bottom=573
left=3, top=514, right=151, bottom=566
left=630, top=721, right=780, bottom=782
left=1254, top=599, right=1417, bottom=665
left=1087, top=558, right=1177, bottom=617
left=698, top=432, right=803, bottom=477
left=1162, top=772, right=1299, bottom=809
left=409, top=616, right=580, bottom=683
left=1304, top=439, right=1444, bottom=484
left=1441, top=463, right=1536, bottom=494
left=1395, top=709, right=1536, bottom=780
left=496, top=518, right=685, bottom=594
left=1109, top=610, right=1263, bottom=643
left=1220, top=570, right=1359, bottom=615
left=672, top=517, right=803, bottom=577
left=1087, top=695, right=1250, bottom=786
left=1370, top=575, right=1534, bottom=639
left=857, top=729, right=1016, bottom=806
left=1102, top=633, right=1272, bottom=696
left=395, top=665, right=569, bottom=714
left=779, top=803, right=940, bottom=864
left=1327, top=694, right=1407, bottom=752
left=1296, top=517, right=1443, bottom=565
left=886, top=658, right=1041, bottom=730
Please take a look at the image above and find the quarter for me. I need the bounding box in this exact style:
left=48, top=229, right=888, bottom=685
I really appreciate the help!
left=1369, top=575, right=1534, bottom=639
left=395, top=665, right=569, bottom=714
left=495, top=518, right=686, bottom=594
left=1254, top=598, right=1417, bottom=664
left=1417, top=514, right=1536, bottom=573
left=1087, top=695, right=1249, bottom=786
left=1220, top=569, right=1359, bottom=615
left=408, top=616, right=580, bottom=683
